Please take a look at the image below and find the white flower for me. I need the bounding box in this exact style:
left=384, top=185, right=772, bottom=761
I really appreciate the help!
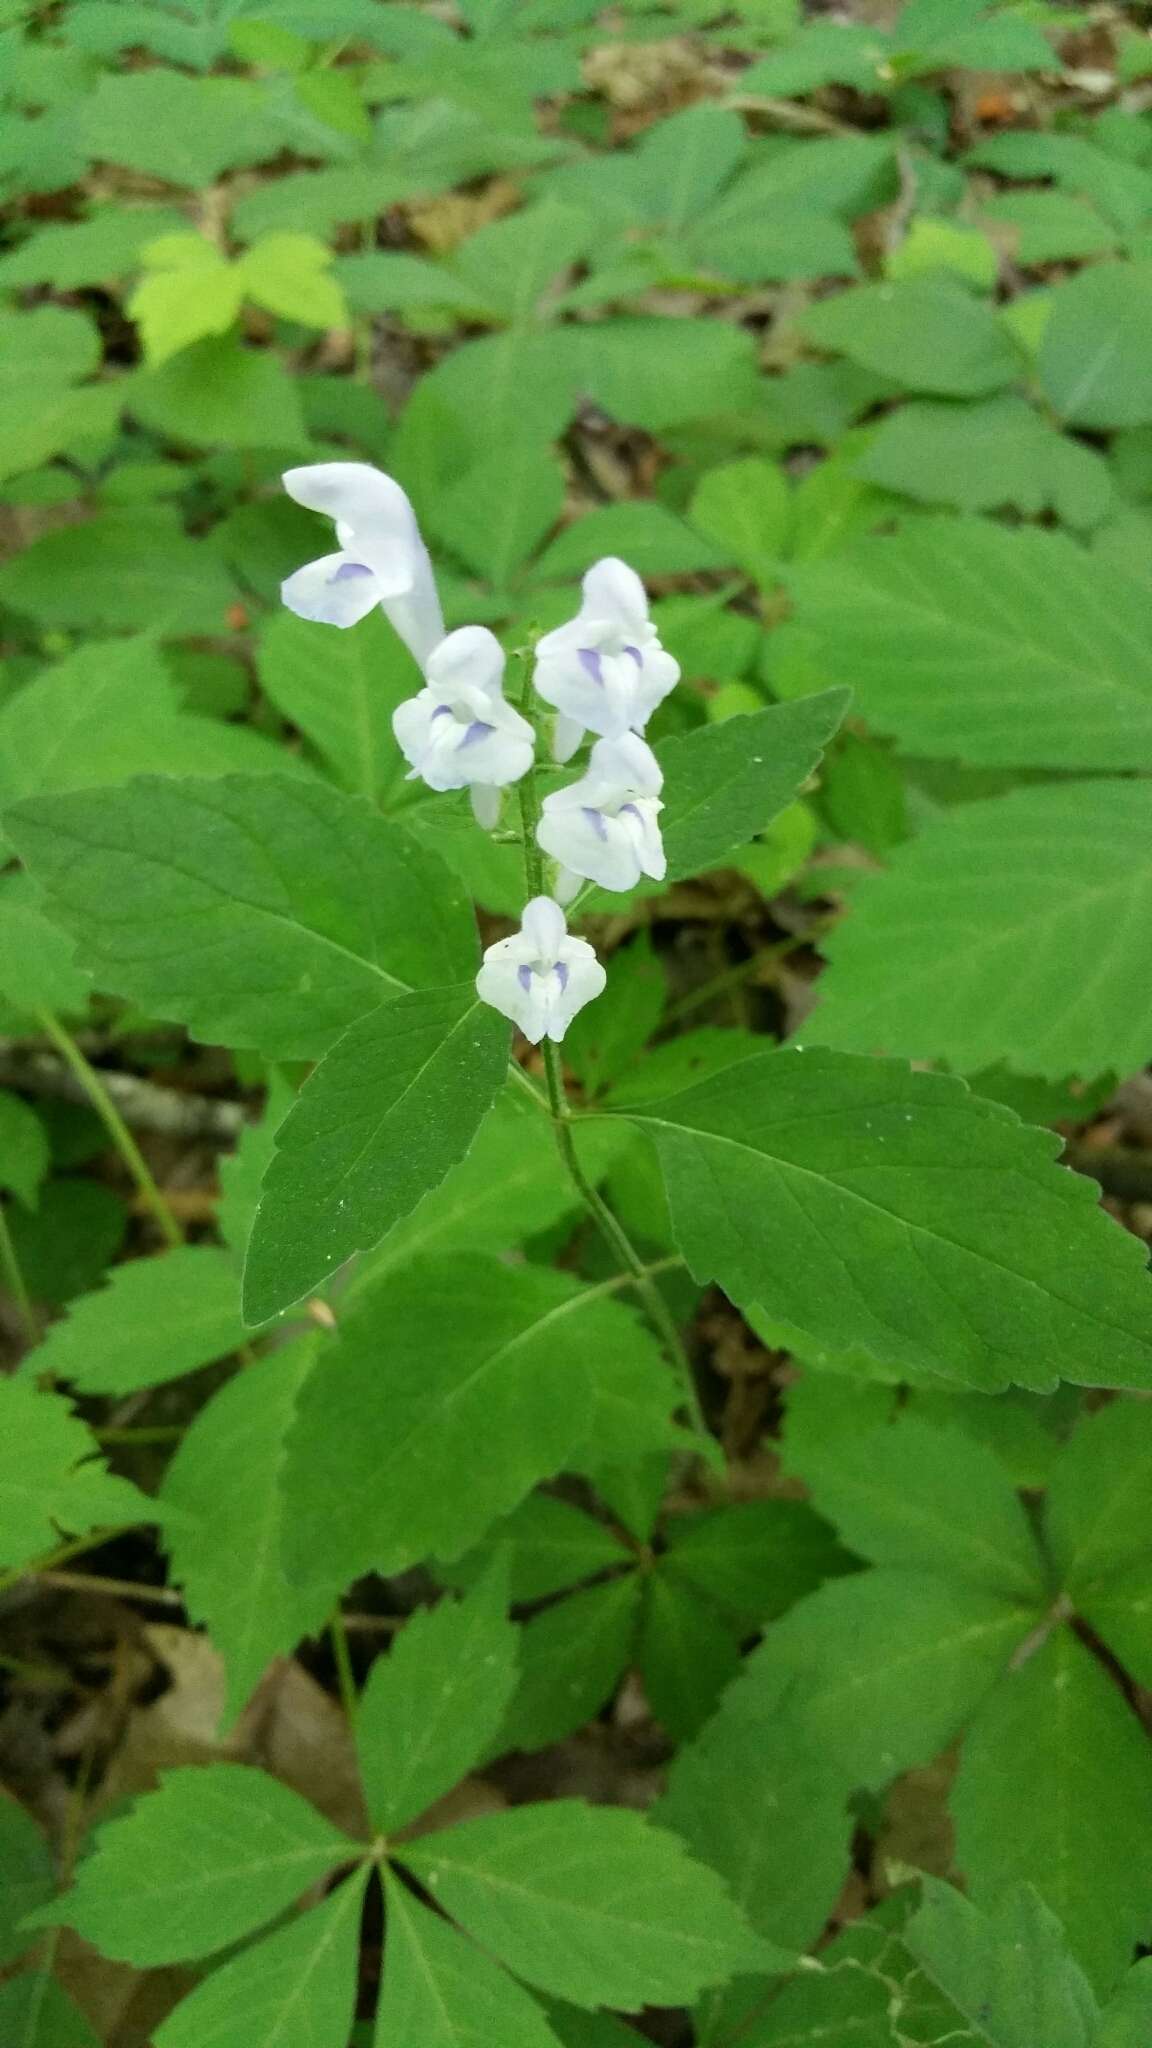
left=392, top=627, right=535, bottom=817
left=476, top=896, right=606, bottom=1044
left=537, top=732, right=665, bottom=899
left=280, top=461, right=445, bottom=667
left=533, top=556, right=680, bottom=761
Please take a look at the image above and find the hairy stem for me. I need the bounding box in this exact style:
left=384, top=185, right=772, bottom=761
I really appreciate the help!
left=35, top=1009, right=184, bottom=1249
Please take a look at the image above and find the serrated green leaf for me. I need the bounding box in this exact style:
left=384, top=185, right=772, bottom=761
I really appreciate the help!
left=79, top=71, right=294, bottom=186
left=789, top=519, right=1152, bottom=770
left=857, top=396, right=1112, bottom=528
left=1099, top=1960, right=1152, bottom=2047
left=0, top=205, right=186, bottom=289
left=357, top=1563, right=519, bottom=1831
left=130, top=239, right=244, bottom=365
left=36, top=1765, right=363, bottom=1965
left=951, top=1628, right=1152, bottom=1994
left=448, top=201, right=594, bottom=322
left=1045, top=1401, right=1152, bottom=1684
left=534, top=502, right=729, bottom=583
left=430, top=440, right=566, bottom=588
left=661, top=1499, right=851, bottom=1625
left=6, top=775, right=477, bottom=1060
left=499, top=1574, right=640, bottom=1754
left=688, top=460, right=791, bottom=582
left=376, top=1876, right=563, bottom=2048
left=639, top=1571, right=742, bottom=1742
left=155, top=1869, right=368, bottom=2048
left=811, top=782, right=1152, bottom=1079
left=22, top=1247, right=247, bottom=1394
left=630, top=104, right=747, bottom=232
left=258, top=609, right=418, bottom=804
left=788, top=1416, right=1044, bottom=1600
left=0, top=1970, right=101, bottom=2048
left=569, top=318, right=761, bottom=432
left=161, top=1340, right=335, bottom=1728
left=281, top=1256, right=606, bottom=1588
left=905, top=1878, right=1099, bottom=2048
left=242, top=987, right=509, bottom=1321
left=0, top=1378, right=156, bottom=1570
left=445, top=1493, right=629, bottom=1605
left=400, top=1801, right=776, bottom=2008
left=130, top=335, right=308, bottom=450
left=981, top=190, right=1118, bottom=267
left=0, top=1796, right=55, bottom=1966
left=335, top=250, right=491, bottom=316
left=624, top=1049, right=1152, bottom=1393
left=238, top=233, right=346, bottom=330
left=658, top=690, right=849, bottom=881
left=0, top=1093, right=48, bottom=1209
left=217, top=1074, right=295, bottom=1264
left=7, top=1180, right=126, bottom=1307
left=1040, top=263, right=1152, bottom=429
left=801, top=278, right=1021, bottom=398
left=0, top=510, right=239, bottom=635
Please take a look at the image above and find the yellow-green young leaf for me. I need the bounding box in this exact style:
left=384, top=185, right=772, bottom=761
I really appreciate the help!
left=657, top=690, right=850, bottom=883
left=376, top=1877, right=564, bottom=2048
left=904, top=1878, right=1100, bottom=2048
left=6, top=776, right=478, bottom=1060
left=0, top=1092, right=48, bottom=1208
left=628, top=1049, right=1152, bottom=1393
left=801, top=277, right=1021, bottom=397
left=808, top=783, right=1152, bottom=1082
left=399, top=1802, right=777, bottom=2009
left=356, top=1561, right=518, bottom=1832
left=155, top=1867, right=369, bottom=2048
left=788, top=519, right=1152, bottom=771
left=280, top=1256, right=651, bottom=1589
left=239, top=233, right=347, bottom=329
left=33, top=1765, right=363, bottom=1965
left=789, top=1417, right=1045, bottom=1602
left=0, top=1379, right=156, bottom=1572
left=21, top=1247, right=248, bottom=1394
left=257, top=609, right=418, bottom=804
left=161, top=1341, right=336, bottom=1728
left=0, top=1797, right=55, bottom=1967
left=242, top=987, right=509, bottom=1322
left=951, top=1629, right=1152, bottom=1995
left=129, top=235, right=244, bottom=365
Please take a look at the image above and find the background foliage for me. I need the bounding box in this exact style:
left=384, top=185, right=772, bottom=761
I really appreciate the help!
left=3, top=0, right=1152, bottom=2043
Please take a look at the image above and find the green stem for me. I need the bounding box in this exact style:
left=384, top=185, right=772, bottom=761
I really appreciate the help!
left=35, top=1010, right=183, bottom=1249
left=0, top=1523, right=138, bottom=1598
left=510, top=671, right=710, bottom=1446
left=0, top=1201, right=38, bottom=1348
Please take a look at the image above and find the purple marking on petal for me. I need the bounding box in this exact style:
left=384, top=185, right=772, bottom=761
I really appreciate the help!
left=430, top=703, right=455, bottom=721
left=619, top=802, right=643, bottom=822
left=554, top=961, right=569, bottom=991
left=582, top=805, right=609, bottom=841
left=578, top=648, right=604, bottom=686
left=518, top=964, right=534, bottom=993
left=623, top=644, right=643, bottom=665
left=459, top=719, right=496, bottom=749
left=331, top=560, right=374, bottom=583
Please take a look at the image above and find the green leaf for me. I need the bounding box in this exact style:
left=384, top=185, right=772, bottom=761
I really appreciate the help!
left=335, top=250, right=490, bottom=317
left=37, top=1764, right=362, bottom=1965
left=789, top=1416, right=1044, bottom=1600
left=0, top=510, right=238, bottom=634
left=570, top=318, right=761, bottom=431
left=980, top=191, right=1118, bottom=267
left=742, top=21, right=887, bottom=93
left=79, top=71, right=292, bottom=186
left=905, top=1878, right=1100, bottom=2048
left=445, top=1494, right=629, bottom=1605
left=155, top=1871, right=368, bottom=2048
left=448, top=201, right=594, bottom=322
left=857, top=396, right=1112, bottom=528
left=242, top=987, right=509, bottom=1322
left=258, top=608, right=419, bottom=793
left=130, top=335, right=308, bottom=450
left=281, top=1256, right=610, bottom=1587
left=534, top=502, right=729, bottom=582
left=6, top=775, right=477, bottom=1060
left=631, top=104, right=747, bottom=232
left=639, top=1572, right=742, bottom=1742
left=0, top=875, right=88, bottom=1017
left=499, top=1575, right=640, bottom=1754
left=217, top=1074, right=295, bottom=1263
left=161, top=1340, right=334, bottom=1728
left=951, top=1628, right=1152, bottom=1994
left=8, top=1180, right=126, bottom=1306
left=1040, top=263, right=1152, bottom=429
left=661, top=1499, right=852, bottom=1625
left=801, top=278, right=1021, bottom=398
left=788, top=519, right=1152, bottom=769
left=1044, top=1401, right=1152, bottom=1685
left=400, top=1802, right=775, bottom=2008
left=809, top=782, right=1152, bottom=1081
left=0, top=1972, right=101, bottom=2048
left=0, top=205, right=186, bottom=289
left=22, top=1247, right=247, bottom=1394
left=431, top=439, right=566, bottom=588
left=564, top=933, right=665, bottom=1101
left=688, top=460, right=791, bottom=583
left=0, top=1796, right=55, bottom=1966
left=238, top=233, right=346, bottom=329
left=626, top=1049, right=1152, bottom=1393
left=357, top=1563, right=519, bottom=1831
left=129, top=236, right=245, bottom=365
left=0, top=306, right=99, bottom=392
left=376, top=1876, right=563, bottom=2048
left=0, top=1378, right=155, bottom=1570
left=658, top=691, right=850, bottom=881
left=1100, top=1961, right=1152, bottom=2048
left=0, top=1092, right=48, bottom=1208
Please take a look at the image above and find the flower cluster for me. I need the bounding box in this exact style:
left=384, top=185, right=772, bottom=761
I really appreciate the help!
left=282, top=462, right=679, bottom=1042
